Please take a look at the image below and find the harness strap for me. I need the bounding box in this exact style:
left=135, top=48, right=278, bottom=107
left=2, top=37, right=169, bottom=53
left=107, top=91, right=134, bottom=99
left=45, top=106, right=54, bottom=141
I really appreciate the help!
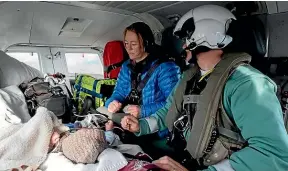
left=104, top=61, right=124, bottom=73
left=126, top=59, right=164, bottom=105
left=136, top=59, right=163, bottom=93
left=183, top=95, right=201, bottom=105
left=217, top=127, right=246, bottom=144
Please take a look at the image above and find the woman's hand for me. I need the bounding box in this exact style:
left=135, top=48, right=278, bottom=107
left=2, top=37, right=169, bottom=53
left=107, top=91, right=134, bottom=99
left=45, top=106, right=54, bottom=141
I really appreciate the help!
left=153, top=156, right=188, bottom=171
left=124, top=105, right=141, bottom=118
left=121, top=115, right=140, bottom=133
left=108, top=100, right=122, bottom=113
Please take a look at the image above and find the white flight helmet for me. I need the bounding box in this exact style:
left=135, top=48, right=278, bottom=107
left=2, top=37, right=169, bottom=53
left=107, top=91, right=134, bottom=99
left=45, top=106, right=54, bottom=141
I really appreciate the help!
left=173, top=5, right=236, bottom=51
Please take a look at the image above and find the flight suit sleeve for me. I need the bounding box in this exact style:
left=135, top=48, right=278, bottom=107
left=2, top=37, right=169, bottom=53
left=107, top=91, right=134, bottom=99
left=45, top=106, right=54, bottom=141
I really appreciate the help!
left=135, top=77, right=184, bottom=136
left=221, top=77, right=288, bottom=171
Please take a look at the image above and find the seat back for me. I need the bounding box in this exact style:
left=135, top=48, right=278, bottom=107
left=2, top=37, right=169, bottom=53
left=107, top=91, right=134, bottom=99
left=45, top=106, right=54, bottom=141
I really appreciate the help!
left=225, top=16, right=267, bottom=73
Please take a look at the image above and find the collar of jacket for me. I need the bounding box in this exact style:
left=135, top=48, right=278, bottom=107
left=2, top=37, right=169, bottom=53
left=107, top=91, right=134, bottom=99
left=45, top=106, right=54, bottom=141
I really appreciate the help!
left=128, top=53, right=158, bottom=74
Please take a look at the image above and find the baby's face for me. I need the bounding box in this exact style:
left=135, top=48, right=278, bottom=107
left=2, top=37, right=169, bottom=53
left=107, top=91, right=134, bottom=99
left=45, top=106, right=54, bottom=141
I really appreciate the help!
left=49, top=131, right=60, bottom=148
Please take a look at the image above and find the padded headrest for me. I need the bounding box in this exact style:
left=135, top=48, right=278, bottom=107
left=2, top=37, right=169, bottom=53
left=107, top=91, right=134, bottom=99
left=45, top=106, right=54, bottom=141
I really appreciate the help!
left=0, top=51, right=43, bottom=88
left=225, top=16, right=267, bottom=58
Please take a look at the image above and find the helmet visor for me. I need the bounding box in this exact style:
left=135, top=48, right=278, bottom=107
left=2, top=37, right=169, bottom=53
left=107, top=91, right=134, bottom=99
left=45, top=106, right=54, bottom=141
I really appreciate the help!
left=174, top=17, right=195, bottom=41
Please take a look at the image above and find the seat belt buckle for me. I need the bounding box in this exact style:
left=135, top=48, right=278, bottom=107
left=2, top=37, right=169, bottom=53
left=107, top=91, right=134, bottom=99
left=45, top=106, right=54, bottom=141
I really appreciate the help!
left=111, top=64, right=117, bottom=70
left=173, top=115, right=189, bottom=132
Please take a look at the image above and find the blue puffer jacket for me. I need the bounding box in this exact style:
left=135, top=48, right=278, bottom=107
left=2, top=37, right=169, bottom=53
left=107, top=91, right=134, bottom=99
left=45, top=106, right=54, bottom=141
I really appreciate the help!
left=105, top=58, right=181, bottom=137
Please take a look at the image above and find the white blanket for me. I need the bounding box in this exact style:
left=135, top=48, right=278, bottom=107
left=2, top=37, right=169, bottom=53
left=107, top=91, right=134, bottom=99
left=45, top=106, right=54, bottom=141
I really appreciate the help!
left=40, top=144, right=143, bottom=171
left=0, top=86, right=137, bottom=171
left=0, top=107, right=60, bottom=170
left=40, top=148, right=128, bottom=171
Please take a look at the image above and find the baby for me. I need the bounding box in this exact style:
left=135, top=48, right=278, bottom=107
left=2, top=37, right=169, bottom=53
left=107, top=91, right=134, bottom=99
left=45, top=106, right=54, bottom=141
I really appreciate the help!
left=49, top=120, right=122, bottom=164
left=48, top=121, right=163, bottom=170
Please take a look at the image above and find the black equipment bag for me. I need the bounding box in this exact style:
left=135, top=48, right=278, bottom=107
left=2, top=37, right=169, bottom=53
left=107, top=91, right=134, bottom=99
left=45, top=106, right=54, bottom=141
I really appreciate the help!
left=19, top=77, right=72, bottom=123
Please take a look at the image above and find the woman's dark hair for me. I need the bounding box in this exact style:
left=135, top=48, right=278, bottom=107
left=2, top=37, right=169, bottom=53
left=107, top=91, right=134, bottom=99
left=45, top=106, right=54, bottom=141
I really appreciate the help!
left=124, top=22, right=155, bottom=53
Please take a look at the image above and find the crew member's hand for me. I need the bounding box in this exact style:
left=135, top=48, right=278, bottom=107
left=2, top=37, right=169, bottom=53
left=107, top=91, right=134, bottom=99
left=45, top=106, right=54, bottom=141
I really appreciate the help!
left=153, top=156, right=188, bottom=171
left=125, top=105, right=141, bottom=118
left=183, top=43, right=192, bottom=64
left=108, top=100, right=122, bottom=113
left=121, top=115, right=140, bottom=133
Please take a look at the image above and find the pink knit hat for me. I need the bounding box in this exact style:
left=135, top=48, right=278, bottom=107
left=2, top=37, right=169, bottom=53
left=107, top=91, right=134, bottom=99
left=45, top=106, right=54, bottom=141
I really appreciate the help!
left=61, top=128, right=107, bottom=164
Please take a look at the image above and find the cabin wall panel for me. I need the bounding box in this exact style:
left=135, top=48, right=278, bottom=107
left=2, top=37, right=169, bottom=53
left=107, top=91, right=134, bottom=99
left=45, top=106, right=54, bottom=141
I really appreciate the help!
left=267, top=12, right=288, bottom=57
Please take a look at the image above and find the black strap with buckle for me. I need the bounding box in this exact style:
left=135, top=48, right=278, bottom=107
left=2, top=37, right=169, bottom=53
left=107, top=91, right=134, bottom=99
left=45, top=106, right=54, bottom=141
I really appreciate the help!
left=166, top=69, right=212, bottom=170
left=126, top=59, right=163, bottom=105
left=105, top=61, right=124, bottom=73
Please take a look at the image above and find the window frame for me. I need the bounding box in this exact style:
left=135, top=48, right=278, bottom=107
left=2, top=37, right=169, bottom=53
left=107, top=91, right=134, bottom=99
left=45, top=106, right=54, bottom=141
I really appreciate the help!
left=6, top=50, right=42, bottom=71
left=64, top=51, right=104, bottom=79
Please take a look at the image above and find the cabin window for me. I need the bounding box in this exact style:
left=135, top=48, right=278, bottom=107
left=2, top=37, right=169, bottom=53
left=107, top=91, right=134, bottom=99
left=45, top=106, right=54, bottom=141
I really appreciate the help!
left=65, top=53, right=103, bottom=75
left=7, top=52, right=41, bottom=70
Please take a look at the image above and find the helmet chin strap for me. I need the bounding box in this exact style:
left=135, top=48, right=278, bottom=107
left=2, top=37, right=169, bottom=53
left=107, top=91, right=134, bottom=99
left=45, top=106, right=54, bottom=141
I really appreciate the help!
left=188, top=52, right=197, bottom=64
left=186, top=45, right=212, bottom=65
left=177, top=42, right=213, bottom=72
